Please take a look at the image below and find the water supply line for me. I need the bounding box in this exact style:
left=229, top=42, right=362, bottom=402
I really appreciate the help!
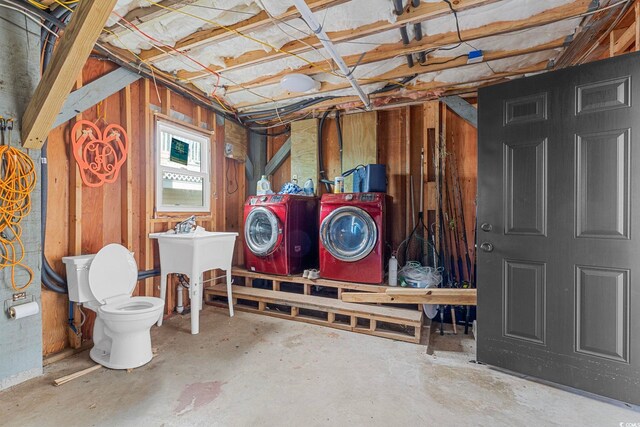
left=290, top=0, right=371, bottom=110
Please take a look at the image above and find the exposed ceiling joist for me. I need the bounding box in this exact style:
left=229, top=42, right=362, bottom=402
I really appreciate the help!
left=138, top=0, right=350, bottom=62
left=276, top=61, right=550, bottom=114
left=234, top=45, right=559, bottom=109
left=163, top=0, right=500, bottom=77
left=224, top=37, right=567, bottom=95
left=21, top=0, right=120, bottom=149
left=103, top=0, right=200, bottom=38
left=181, top=0, right=591, bottom=83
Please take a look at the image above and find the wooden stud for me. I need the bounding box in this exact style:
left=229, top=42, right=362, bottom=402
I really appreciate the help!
left=328, top=312, right=335, bottom=323
left=143, top=80, right=154, bottom=297
left=350, top=316, right=357, bottom=328
left=21, top=0, right=120, bottom=148
left=291, top=307, right=299, bottom=317
left=69, top=77, right=83, bottom=257
left=303, top=283, right=311, bottom=295
left=273, top=281, right=281, bottom=291
left=121, top=85, right=134, bottom=251
left=258, top=301, right=266, bottom=311
left=370, top=319, right=377, bottom=332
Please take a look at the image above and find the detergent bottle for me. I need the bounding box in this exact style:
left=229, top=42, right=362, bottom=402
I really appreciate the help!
left=257, top=175, right=271, bottom=195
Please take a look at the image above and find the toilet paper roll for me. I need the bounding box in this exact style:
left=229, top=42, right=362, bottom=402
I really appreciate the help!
left=9, top=301, right=39, bottom=319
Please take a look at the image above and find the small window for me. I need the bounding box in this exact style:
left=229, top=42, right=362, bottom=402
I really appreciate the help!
left=155, top=119, right=211, bottom=212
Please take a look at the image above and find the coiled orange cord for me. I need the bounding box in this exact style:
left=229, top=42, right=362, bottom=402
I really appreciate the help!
left=0, top=139, right=37, bottom=291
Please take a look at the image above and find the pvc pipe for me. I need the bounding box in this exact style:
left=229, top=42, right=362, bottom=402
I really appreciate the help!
left=291, top=0, right=371, bottom=110
left=176, top=284, right=184, bottom=314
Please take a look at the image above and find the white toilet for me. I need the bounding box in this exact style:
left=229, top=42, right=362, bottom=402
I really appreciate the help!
left=62, top=244, right=165, bottom=370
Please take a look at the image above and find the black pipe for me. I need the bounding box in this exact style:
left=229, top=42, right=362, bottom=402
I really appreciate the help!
left=411, top=0, right=420, bottom=6
left=414, top=23, right=426, bottom=63
left=392, top=0, right=404, bottom=14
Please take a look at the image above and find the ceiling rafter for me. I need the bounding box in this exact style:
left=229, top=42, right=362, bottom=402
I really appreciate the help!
left=103, top=0, right=201, bottom=38
left=136, top=0, right=351, bottom=62
left=235, top=55, right=552, bottom=109
left=180, top=0, right=591, bottom=82
left=140, top=0, right=498, bottom=64
left=223, top=33, right=567, bottom=94
left=271, top=60, right=549, bottom=115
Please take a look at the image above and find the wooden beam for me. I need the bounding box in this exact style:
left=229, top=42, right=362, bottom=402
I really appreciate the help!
left=138, top=0, right=350, bottom=62
left=441, top=96, right=478, bottom=128
left=103, top=0, right=200, bottom=37
left=121, top=85, right=134, bottom=251
left=341, top=288, right=477, bottom=305
left=54, top=67, right=141, bottom=129
left=236, top=54, right=552, bottom=108
left=21, top=0, right=119, bottom=149
left=181, top=0, right=588, bottom=80
left=264, top=137, right=291, bottom=176
left=225, top=37, right=566, bottom=95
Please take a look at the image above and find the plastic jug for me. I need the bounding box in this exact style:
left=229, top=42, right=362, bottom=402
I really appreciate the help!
left=257, top=175, right=271, bottom=195
left=303, top=178, right=314, bottom=196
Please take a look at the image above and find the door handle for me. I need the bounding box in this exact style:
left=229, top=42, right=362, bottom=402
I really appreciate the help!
left=480, top=223, right=492, bottom=232
left=480, top=242, right=494, bottom=252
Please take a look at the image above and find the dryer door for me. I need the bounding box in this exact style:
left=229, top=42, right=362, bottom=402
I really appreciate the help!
left=320, top=206, right=377, bottom=262
left=244, top=207, right=282, bottom=256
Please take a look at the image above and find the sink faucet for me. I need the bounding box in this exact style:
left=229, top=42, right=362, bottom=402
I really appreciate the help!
left=175, top=215, right=196, bottom=234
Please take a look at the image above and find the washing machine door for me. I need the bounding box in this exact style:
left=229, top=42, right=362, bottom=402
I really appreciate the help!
left=321, top=206, right=377, bottom=262
left=245, top=207, right=282, bottom=256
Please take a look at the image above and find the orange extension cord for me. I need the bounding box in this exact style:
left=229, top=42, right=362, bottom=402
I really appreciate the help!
left=0, top=130, right=37, bottom=291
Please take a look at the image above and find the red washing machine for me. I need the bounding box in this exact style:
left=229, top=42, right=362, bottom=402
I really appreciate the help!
left=319, top=193, right=391, bottom=284
left=244, top=194, right=318, bottom=275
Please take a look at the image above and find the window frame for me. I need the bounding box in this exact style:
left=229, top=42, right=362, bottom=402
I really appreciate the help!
left=155, top=117, right=212, bottom=213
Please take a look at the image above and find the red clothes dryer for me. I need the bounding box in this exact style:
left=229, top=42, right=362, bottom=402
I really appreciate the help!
left=319, top=193, right=391, bottom=284
left=244, top=194, right=318, bottom=276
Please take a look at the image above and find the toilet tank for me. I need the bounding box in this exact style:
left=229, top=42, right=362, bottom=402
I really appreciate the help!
left=62, top=254, right=96, bottom=303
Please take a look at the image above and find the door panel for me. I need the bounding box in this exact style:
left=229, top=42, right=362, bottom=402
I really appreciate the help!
left=503, top=260, right=546, bottom=344
left=504, top=139, right=547, bottom=235
left=478, top=52, right=640, bottom=404
left=575, top=265, right=629, bottom=362
left=575, top=129, right=630, bottom=239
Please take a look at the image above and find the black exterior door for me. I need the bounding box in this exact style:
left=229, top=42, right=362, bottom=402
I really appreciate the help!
left=478, top=52, right=640, bottom=404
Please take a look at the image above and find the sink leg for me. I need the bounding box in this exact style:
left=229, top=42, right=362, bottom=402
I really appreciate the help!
left=226, top=269, right=234, bottom=317
left=157, top=273, right=167, bottom=327
left=198, top=274, right=204, bottom=311
left=191, top=279, right=199, bottom=334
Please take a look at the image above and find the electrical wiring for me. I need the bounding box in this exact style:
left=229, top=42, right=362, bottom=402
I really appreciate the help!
left=0, top=2, right=59, bottom=38
left=111, top=12, right=222, bottom=96
left=0, top=121, right=37, bottom=291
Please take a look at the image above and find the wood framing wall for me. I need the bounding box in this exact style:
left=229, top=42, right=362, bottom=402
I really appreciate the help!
left=266, top=102, right=478, bottom=269
left=41, top=58, right=246, bottom=356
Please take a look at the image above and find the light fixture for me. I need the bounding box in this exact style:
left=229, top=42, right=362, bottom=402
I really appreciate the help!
left=280, top=73, right=320, bottom=93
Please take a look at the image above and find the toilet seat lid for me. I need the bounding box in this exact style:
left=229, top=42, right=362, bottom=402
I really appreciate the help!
left=89, top=244, right=137, bottom=303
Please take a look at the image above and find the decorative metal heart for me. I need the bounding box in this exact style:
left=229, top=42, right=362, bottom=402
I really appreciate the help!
left=70, top=120, right=129, bottom=188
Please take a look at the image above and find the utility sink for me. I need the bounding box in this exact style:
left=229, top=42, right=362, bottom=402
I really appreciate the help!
left=149, top=230, right=238, bottom=334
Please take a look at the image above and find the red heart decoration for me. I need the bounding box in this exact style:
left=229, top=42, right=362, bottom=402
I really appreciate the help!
left=70, top=120, right=129, bottom=188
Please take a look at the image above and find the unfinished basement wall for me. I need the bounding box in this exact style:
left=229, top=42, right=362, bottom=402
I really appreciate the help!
left=0, top=11, right=43, bottom=389
left=42, top=58, right=246, bottom=357
left=265, top=103, right=478, bottom=266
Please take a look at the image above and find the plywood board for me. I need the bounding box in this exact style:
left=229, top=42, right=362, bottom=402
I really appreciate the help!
left=290, top=118, right=319, bottom=186
left=342, top=111, right=377, bottom=191
left=224, top=120, right=247, bottom=162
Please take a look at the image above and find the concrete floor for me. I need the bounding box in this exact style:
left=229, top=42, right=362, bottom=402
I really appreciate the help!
left=1, top=308, right=637, bottom=427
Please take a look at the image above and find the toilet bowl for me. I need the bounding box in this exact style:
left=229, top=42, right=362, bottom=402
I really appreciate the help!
left=63, top=244, right=164, bottom=370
